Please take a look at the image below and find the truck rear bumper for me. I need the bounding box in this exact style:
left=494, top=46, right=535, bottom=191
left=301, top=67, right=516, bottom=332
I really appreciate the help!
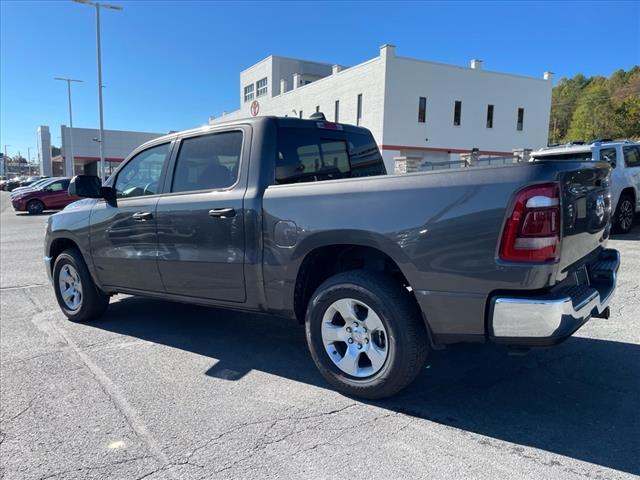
left=489, top=248, right=620, bottom=347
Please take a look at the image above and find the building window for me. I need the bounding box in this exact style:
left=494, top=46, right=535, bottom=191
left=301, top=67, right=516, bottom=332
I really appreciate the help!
left=517, top=108, right=524, bottom=131
left=356, top=94, right=363, bottom=126
left=299, top=110, right=303, bottom=119
left=418, top=97, right=427, bottom=123
left=316, top=105, right=320, bottom=113
left=334, top=100, right=340, bottom=122
left=453, top=101, right=462, bottom=126
left=486, top=104, right=494, bottom=128
left=256, top=77, right=268, bottom=97
left=244, top=84, right=254, bottom=103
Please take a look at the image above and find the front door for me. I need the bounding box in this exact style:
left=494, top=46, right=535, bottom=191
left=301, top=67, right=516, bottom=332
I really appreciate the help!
left=43, top=178, right=73, bottom=209
left=156, top=129, right=247, bottom=302
left=90, top=142, right=172, bottom=292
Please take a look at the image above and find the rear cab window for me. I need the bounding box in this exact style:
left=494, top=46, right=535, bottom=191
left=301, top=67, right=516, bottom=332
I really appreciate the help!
left=275, top=124, right=386, bottom=185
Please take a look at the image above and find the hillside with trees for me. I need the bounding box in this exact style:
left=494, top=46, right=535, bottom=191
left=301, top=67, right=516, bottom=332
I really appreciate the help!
left=549, top=66, right=640, bottom=144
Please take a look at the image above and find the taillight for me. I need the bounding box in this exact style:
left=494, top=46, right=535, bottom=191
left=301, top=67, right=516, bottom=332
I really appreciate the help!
left=499, top=183, right=561, bottom=262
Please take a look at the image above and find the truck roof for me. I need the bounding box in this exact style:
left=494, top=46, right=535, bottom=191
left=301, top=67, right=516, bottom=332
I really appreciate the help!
left=532, top=139, right=638, bottom=157
left=140, top=116, right=372, bottom=152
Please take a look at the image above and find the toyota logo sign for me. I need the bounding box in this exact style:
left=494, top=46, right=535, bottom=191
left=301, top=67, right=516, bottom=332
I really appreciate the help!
left=250, top=100, right=260, bottom=117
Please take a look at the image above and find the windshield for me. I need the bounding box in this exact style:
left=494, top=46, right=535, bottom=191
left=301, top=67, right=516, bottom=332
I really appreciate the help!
left=29, top=179, right=50, bottom=189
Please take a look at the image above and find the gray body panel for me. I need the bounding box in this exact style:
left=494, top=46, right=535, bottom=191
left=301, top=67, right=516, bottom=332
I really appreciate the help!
left=45, top=116, right=612, bottom=344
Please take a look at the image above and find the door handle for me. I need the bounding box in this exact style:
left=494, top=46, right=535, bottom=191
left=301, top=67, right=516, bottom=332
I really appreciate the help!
left=132, top=211, right=153, bottom=221
left=208, top=208, right=236, bottom=218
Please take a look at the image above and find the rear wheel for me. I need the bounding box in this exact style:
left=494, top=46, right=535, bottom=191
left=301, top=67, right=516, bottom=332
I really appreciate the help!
left=305, top=270, right=428, bottom=399
left=53, top=249, right=109, bottom=322
left=613, top=194, right=635, bottom=234
left=26, top=199, right=44, bottom=215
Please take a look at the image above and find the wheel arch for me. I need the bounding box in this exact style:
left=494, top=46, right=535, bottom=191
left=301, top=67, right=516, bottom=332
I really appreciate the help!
left=290, top=234, right=423, bottom=329
left=47, top=233, right=104, bottom=290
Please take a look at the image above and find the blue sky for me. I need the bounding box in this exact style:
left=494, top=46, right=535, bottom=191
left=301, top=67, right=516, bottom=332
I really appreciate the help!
left=1, top=0, right=639, bottom=160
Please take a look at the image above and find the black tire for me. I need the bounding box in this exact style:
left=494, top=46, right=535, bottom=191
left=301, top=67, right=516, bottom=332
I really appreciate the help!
left=305, top=270, right=428, bottom=399
left=26, top=199, right=44, bottom=215
left=53, top=248, right=109, bottom=322
left=613, top=194, right=635, bottom=234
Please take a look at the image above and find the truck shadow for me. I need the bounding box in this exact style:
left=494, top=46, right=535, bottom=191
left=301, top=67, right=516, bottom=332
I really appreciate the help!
left=92, top=297, right=639, bottom=475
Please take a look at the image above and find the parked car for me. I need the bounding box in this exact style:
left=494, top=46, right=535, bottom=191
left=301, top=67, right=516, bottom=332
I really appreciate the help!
left=10, top=177, right=58, bottom=197
left=45, top=116, right=619, bottom=399
left=20, top=175, right=43, bottom=187
left=4, top=178, right=24, bottom=191
left=531, top=140, right=640, bottom=233
left=12, top=177, right=76, bottom=214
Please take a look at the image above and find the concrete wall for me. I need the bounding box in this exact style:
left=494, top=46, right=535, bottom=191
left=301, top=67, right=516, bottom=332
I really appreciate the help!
left=37, top=125, right=52, bottom=177
left=215, top=53, right=387, bottom=149
left=214, top=45, right=552, bottom=173
left=381, top=55, right=552, bottom=161
left=60, top=126, right=164, bottom=175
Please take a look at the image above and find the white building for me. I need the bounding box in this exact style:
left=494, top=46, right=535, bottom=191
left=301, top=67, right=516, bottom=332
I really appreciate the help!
left=211, top=45, right=553, bottom=172
left=37, top=125, right=164, bottom=177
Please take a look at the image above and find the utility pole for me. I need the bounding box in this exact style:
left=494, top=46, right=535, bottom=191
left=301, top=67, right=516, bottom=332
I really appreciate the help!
left=72, top=0, right=123, bottom=179
left=54, top=77, right=83, bottom=176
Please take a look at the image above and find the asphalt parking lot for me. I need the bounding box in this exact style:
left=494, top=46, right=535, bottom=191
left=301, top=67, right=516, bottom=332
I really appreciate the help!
left=0, top=190, right=638, bottom=480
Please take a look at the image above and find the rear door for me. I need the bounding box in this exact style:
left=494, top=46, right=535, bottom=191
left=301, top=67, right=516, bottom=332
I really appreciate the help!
left=90, top=142, right=173, bottom=292
left=155, top=128, right=248, bottom=302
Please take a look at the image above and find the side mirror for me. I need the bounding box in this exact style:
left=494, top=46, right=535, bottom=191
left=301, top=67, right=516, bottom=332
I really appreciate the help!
left=610, top=161, right=616, bottom=169
left=68, top=175, right=102, bottom=198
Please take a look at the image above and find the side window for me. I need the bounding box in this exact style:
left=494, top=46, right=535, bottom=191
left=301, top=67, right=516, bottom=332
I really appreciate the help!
left=115, top=143, right=170, bottom=199
left=599, top=148, right=617, bottom=165
left=275, top=128, right=386, bottom=185
left=171, top=131, right=242, bottom=193
left=48, top=180, right=67, bottom=192
left=623, top=146, right=640, bottom=167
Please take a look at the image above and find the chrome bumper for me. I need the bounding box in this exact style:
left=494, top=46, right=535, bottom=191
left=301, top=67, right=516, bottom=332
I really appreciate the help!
left=490, top=249, right=620, bottom=346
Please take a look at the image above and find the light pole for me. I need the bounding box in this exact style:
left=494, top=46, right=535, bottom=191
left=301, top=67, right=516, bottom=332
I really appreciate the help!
left=54, top=77, right=83, bottom=176
left=72, top=0, right=122, bottom=179
left=1, top=145, right=8, bottom=177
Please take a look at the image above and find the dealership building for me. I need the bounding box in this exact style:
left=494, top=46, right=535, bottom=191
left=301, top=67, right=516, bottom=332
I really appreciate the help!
left=210, top=44, right=553, bottom=172
left=37, top=125, right=164, bottom=177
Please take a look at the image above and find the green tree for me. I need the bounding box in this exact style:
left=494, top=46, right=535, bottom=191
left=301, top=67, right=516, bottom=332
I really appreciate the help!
left=549, top=74, right=589, bottom=143
left=549, top=67, right=640, bottom=143
left=566, top=81, right=622, bottom=141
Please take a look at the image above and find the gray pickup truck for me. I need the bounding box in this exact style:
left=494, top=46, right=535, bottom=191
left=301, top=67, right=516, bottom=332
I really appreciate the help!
left=45, top=116, right=620, bottom=399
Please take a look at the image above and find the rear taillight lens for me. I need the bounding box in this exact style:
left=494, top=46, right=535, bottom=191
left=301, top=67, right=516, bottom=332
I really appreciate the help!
left=499, top=183, right=561, bottom=262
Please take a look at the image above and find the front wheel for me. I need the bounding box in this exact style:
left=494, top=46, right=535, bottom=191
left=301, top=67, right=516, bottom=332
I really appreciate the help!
left=53, top=249, right=109, bottom=322
left=305, top=270, right=428, bottom=399
left=613, top=194, right=635, bottom=234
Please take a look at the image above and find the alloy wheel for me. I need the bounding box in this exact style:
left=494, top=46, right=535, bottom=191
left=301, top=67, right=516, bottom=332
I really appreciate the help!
left=321, top=298, right=389, bottom=378
left=619, top=199, right=634, bottom=231
left=58, top=264, right=83, bottom=311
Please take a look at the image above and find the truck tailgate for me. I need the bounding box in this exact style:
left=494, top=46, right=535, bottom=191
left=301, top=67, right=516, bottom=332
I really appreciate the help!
left=556, top=161, right=612, bottom=277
